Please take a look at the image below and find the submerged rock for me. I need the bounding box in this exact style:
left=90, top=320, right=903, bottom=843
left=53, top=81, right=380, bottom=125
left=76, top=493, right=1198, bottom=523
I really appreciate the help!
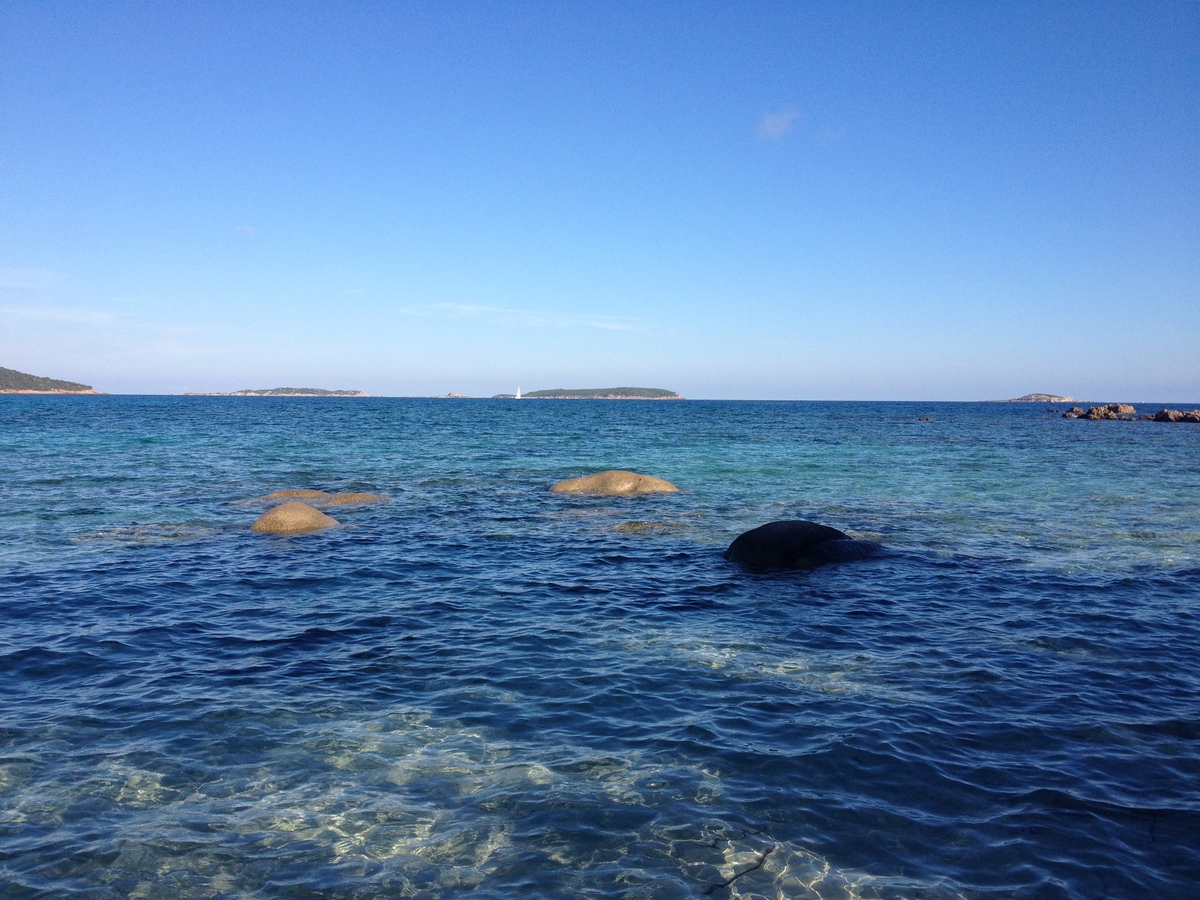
left=250, top=489, right=388, bottom=506
left=251, top=501, right=339, bottom=535
left=724, top=520, right=880, bottom=570
left=551, top=470, right=680, bottom=496
left=325, top=492, right=388, bottom=505
left=615, top=520, right=677, bottom=534
left=257, top=489, right=332, bottom=502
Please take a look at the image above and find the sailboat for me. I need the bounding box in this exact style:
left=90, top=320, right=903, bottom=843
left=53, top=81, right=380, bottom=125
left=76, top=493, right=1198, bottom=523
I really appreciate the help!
left=515, top=386, right=522, bottom=400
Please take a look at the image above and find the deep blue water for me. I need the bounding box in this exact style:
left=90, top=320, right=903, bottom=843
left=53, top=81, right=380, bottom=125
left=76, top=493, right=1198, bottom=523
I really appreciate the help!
left=2, top=396, right=1198, bottom=899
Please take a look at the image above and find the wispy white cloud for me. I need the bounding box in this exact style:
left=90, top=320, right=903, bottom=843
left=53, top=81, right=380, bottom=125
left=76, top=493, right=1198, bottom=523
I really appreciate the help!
left=758, top=107, right=801, bottom=138
left=236, top=225, right=258, bottom=238
left=0, top=267, right=64, bottom=290
left=0, top=304, right=115, bottom=325
left=399, top=302, right=639, bottom=332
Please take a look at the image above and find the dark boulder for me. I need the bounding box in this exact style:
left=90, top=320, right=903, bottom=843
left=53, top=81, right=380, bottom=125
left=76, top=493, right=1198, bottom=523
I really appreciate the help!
left=724, top=520, right=880, bottom=570
left=1151, top=408, right=1200, bottom=423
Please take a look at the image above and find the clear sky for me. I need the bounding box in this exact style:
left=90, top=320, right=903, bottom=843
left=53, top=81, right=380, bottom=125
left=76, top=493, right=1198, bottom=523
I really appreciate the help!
left=2, top=1, right=1197, bottom=399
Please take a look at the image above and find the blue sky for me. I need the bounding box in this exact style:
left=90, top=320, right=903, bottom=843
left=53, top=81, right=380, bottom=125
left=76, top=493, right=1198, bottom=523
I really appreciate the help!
left=2, top=1, right=1197, bottom=399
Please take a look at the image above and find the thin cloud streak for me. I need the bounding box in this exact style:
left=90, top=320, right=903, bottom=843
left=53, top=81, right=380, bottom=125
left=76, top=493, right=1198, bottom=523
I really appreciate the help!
left=0, top=268, right=64, bottom=290
left=758, top=107, right=800, bottom=138
left=0, top=304, right=115, bottom=325
left=399, top=302, right=641, bottom=332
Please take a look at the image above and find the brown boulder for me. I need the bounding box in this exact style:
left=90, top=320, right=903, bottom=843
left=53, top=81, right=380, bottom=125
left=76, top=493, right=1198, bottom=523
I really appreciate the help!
left=1081, top=404, right=1135, bottom=420
left=251, top=501, right=339, bottom=535
left=1062, top=407, right=1083, bottom=418
left=551, top=470, right=680, bottom=496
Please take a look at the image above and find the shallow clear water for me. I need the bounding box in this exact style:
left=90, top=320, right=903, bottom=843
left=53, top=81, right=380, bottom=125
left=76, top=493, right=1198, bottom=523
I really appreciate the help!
left=2, top=397, right=1198, bottom=898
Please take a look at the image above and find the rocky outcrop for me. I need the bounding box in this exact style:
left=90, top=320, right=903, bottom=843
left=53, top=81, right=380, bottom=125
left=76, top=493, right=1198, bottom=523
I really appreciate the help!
left=251, top=501, right=339, bottom=534
left=1064, top=404, right=1136, bottom=419
left=551, top=470, right=680, bottom=496
left=1148, top=408, right=1200, bottom=423
left=724, top=520, right=880, bottom=570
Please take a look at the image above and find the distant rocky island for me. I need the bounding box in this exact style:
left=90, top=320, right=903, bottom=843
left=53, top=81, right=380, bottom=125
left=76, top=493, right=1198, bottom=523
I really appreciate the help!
left=186, top=387, right=369, bottom=397
left=492, top=387, right=684, bottom=400
left=999, top=393, right=1081, bottom=403
left=0, top=365, right=98, bottom=394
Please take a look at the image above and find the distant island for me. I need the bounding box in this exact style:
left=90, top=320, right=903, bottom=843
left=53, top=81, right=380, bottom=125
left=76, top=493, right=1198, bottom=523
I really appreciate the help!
left=998, top=393, right=1081, bottom=403
left=185, top=387, right=369, bottom=397
left=492, top=387, right=684, bottom=400
left=0, top=365, right=98, bottom=394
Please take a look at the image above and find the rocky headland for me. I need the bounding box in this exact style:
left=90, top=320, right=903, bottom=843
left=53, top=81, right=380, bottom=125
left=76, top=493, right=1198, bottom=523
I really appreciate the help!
left=0, top=365, right=98, bottom=394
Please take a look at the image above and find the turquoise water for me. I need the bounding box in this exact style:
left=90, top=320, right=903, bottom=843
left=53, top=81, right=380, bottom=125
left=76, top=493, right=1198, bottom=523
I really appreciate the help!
left=2, top=397, right=1198, bottom=898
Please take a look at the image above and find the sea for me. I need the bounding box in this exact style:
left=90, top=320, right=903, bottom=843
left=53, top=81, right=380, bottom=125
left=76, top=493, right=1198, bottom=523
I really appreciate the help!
left=2, top=396, right=1198, bottom=899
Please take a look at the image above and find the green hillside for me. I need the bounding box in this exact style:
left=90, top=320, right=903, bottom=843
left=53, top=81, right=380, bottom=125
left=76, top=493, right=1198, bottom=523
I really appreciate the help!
left=521, top=387, right=682, bottom=399
left=0, top=366, right=94, bottom=392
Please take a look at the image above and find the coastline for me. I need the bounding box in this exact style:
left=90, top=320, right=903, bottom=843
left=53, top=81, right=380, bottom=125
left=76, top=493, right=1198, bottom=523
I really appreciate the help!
left=0, top=389, right=102, bottom=395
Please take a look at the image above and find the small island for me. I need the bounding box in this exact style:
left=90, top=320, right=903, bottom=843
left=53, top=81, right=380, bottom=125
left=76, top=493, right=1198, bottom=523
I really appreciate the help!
left=492, top=387, right=684, bottom=400
left=185, top=387, right=369, bottom=397
left=998, top=393, right=1081, bottom=403
left=0, top=365, right=98, bottom=394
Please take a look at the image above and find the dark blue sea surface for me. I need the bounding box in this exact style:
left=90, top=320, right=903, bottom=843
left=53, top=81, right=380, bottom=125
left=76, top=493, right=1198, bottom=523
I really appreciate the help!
left=2, top=397, right=1198, bottom=898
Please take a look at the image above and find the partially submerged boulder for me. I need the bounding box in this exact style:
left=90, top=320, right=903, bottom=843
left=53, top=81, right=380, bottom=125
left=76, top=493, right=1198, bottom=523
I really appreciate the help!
left=724, top=520, right=880, bottom=570
left=251, top=501, right=339, bottom=535
left=551, top=470, right=680, bottom=496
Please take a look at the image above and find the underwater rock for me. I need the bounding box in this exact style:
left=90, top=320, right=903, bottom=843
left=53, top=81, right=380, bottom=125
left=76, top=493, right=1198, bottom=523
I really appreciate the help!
left=325, top=492, right=388, bottom=505
left=250, top=489, right=388, bottom=506
left=551, top=470, right=680, bottom=496
left=724, top=520, right=880, bottom=570
left=251, top=501, right=339, bottom=535
left=256, top=489, right=332, bottom=502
